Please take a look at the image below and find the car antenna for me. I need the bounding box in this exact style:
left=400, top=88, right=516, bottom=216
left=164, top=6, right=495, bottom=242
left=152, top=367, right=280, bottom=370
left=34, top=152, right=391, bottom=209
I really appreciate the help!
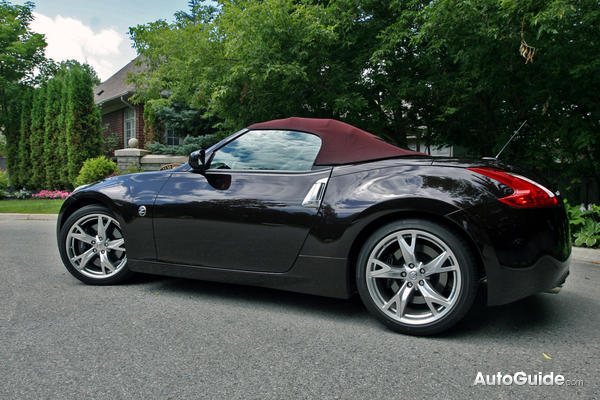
left=494, top=120, right=527, bottom=160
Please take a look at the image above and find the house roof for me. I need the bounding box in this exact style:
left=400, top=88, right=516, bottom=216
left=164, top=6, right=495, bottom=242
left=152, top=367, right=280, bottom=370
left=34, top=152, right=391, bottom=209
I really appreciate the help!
left=94, top=57, right=145, bottom=105
left=247, top=117, right=427, bottom=165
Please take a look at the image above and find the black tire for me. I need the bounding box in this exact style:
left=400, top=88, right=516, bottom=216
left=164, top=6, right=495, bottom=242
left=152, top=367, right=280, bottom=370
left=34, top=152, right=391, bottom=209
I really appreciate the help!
left=356, top=219, right=478, bottom=335
left=58, top=204, right=133, bottom=285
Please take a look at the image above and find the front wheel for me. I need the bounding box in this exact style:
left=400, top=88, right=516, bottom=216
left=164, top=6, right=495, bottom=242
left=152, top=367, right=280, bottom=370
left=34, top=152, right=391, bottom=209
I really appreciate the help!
left=58, top=205, right=133, bottom=285
left=356, top=219, right=479, bottom=335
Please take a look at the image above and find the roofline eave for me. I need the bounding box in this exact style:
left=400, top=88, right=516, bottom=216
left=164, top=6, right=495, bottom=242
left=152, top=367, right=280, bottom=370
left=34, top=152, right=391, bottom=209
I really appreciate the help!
left=96, top=91, right=135, bottom=106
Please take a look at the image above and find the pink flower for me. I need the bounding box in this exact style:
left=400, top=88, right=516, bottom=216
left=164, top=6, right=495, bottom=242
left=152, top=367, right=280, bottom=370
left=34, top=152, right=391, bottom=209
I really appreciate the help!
left=31, top=189, right=72, bottom=199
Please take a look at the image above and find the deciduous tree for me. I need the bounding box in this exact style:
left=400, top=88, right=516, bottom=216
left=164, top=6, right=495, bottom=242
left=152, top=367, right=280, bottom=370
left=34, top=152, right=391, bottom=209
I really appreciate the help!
left=129, top=0, right=600, bottom=199
left=0, top=1, right=46, bottom=184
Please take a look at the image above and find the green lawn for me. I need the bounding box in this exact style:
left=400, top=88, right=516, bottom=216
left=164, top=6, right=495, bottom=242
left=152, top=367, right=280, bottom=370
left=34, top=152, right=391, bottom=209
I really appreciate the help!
left=0, top=199, right=64, bottom=214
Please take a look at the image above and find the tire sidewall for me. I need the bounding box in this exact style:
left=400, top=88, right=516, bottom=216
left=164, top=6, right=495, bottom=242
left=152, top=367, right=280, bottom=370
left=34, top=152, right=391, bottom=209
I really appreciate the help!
left=58, top=204, right=132, bottom=285
left=356, top=219, right=478, bottom=335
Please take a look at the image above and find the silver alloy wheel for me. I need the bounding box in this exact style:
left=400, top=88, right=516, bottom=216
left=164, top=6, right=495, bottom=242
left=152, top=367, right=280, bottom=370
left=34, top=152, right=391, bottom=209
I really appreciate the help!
left=365, top=229, right=462, bottom=325
left=65, top=213, right=127, bottom=279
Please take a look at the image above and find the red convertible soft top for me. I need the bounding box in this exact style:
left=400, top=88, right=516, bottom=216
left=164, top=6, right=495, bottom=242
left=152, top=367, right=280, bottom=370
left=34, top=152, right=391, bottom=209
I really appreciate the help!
left=247, top=117, right=426, bottom=165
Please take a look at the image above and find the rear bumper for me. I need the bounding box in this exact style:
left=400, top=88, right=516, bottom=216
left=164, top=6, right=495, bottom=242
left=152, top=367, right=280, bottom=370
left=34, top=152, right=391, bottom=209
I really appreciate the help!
left=446, top=201, right=571, bottom=306
left=483, top=252, right=570, bottom=305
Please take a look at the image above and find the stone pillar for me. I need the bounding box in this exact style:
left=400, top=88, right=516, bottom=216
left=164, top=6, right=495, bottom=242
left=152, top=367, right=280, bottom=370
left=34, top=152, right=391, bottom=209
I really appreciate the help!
left=114, top=148, right=150, bottom=171
left=140, top=155, right=188, bottom=171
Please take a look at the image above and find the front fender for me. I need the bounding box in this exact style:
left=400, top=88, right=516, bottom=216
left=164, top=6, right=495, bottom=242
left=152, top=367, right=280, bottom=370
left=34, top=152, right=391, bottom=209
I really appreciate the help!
left=57, top=171, right=171, bottom=261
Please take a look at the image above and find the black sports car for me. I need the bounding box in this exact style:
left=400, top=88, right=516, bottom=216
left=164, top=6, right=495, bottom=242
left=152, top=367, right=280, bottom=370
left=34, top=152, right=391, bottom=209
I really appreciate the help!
left=57, top=117, right=571, bottom=335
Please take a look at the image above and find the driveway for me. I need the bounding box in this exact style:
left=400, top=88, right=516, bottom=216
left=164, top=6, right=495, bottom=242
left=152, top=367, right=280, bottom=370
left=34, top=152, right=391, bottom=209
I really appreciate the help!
left=0, top=219, right=598, bottom=399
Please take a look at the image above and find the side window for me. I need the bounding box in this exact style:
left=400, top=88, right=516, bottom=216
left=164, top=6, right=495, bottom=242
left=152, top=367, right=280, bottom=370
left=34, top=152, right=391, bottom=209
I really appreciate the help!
left=210, top=130, right=321, bottom=171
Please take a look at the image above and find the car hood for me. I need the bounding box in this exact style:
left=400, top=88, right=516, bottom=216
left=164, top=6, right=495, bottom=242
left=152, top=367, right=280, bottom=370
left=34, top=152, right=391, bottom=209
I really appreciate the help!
left=69, top=170, right=172, bottom=205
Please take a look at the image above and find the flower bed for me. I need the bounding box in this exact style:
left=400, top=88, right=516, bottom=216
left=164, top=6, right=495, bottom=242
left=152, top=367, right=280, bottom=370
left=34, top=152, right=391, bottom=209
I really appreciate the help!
left=31, top=190, right=71, bottom=199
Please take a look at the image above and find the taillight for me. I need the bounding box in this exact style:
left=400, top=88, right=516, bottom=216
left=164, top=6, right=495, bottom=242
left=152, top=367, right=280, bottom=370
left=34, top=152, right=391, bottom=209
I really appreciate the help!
left=468, top=167, right=558, bottom=208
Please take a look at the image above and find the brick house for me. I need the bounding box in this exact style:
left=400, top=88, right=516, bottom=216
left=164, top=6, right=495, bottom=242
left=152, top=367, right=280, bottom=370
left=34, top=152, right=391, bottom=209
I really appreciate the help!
left=94, top=58, right=147, bottom=149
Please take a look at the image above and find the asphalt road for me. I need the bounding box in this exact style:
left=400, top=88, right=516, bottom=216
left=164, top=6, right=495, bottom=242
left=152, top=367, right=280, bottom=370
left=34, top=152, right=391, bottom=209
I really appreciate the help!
left=1, top=218, right=598, bottom=399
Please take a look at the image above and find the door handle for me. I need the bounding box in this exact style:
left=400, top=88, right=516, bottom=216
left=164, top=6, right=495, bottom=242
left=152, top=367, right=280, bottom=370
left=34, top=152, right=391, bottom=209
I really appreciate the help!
left=302, top=178, right=329, bottom=208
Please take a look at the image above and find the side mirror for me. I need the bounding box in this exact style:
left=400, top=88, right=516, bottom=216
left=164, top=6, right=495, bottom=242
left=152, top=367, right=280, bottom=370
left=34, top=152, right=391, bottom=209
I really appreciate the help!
left=189, top=149, right=206, bottom=171
left=189, top=149, right=215, bottom=172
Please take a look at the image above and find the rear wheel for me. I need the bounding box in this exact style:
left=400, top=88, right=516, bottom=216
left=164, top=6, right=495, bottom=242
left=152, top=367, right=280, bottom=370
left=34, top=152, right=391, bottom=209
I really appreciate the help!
left=356, top=219, right=478, bottom=335
left=58, top=205, right=132, bottom=285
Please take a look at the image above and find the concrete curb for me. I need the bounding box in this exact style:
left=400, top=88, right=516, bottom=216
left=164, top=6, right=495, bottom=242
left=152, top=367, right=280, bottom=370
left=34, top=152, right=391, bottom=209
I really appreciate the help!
left=571, top=246, right=600, bottom=264
left=0, top=213, right=58, bottom=221
left=1, top=213, right=599, bottom=263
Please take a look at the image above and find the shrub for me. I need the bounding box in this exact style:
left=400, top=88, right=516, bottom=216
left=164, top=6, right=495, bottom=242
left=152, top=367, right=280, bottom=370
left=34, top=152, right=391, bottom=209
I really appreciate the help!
left=574, top=219, right=600, bottom=248
left=564, top=200, right=600, bottom=248
left=74, top=156, right=118, bottom=187
left=12, top=188, right=32, bottom=199
left=0, top=177, right=31, bottom=199
left=146, top=134, right=223, bottom=155
left=0, top=170, right=8, bottom=191
left=102, top=127, right=120, bottom=158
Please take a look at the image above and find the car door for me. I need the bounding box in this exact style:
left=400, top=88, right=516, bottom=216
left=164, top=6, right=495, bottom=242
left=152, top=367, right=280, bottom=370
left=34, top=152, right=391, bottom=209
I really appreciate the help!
left=153, top=129, right=331, bottom=273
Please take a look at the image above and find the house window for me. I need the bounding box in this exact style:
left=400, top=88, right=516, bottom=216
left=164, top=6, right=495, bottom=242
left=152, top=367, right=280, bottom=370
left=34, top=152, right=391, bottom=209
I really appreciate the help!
left=124, top=107, right=136, bottom=144
left=165, top=126, right=180, bottom=146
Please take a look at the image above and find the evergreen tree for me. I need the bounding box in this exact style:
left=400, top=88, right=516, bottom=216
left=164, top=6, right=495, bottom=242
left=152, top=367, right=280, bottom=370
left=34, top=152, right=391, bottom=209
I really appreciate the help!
left=57, top=70, right=70, bottom=188
left=65, top=64, right=103, bottom=186
left=17, top=89, right=33, bottom=188
left=29, top=84, right=47, bottom=189
left=4, top=87, right=22, bottom=188
left=43, top=75, right=65, bottom=189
